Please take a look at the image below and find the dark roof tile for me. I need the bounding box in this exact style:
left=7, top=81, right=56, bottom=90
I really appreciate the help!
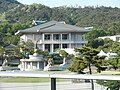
left=16, top=21, right=90, bottom=34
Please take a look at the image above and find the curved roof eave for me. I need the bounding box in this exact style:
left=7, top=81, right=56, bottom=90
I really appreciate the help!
left=15, top=21, right=91, bottom=35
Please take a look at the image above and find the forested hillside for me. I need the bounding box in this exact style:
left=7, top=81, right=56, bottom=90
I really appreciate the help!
left=0, top=0, right=21, bottom=13
left=0, top=0, right=119, bottom=28
left=4, top=5, right=120, bottom=30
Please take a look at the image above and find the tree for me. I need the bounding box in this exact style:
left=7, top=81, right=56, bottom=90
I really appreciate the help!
left=85, top=28, right=107, bottom=41
left=97, top=80, right=120, bottom=90
left=68, top=56, right=87, bottom=73
left=107, top=22, right=120, bottom=35
left=0, top=46, right=5, bottom=60
left=108, top=57, right=120, bottom=70
left=3, top=35, right=20, bottom=46
left=93, top=56, right=108, bottom=73
left=0, top=32, right=4, bottom=46
left=87, top=38, right=104, bottom=48
left=19, top=40, right=34, bottom=55
left=59, top=50, right=68, bottom=64
left=69, top=46, right=107, bottom=90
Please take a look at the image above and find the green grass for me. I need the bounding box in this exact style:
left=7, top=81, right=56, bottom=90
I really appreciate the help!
left=0, top=70, right=71, bottom=83
left=100, top=70, right=120, bottom=75
left=0, top=77, right=70, bottom=83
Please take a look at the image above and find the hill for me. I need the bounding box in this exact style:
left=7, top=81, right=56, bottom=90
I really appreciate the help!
left=5, top=3, right=52, bottom=23
left=0, top=0, right=120, bottom=31
left=0, top=0, right=21, bottom=13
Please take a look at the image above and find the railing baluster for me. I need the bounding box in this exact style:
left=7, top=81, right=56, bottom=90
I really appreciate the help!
left=51, top=78, right=56, bottom=90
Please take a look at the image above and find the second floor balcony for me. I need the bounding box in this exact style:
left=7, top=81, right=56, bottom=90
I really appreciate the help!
left=37, top=33, right=86, bottom=44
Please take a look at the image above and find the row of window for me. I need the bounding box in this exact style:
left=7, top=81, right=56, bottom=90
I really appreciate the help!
left=44, top=34, right=68, bottom=40
left=45, top=44, right=68, bottom=52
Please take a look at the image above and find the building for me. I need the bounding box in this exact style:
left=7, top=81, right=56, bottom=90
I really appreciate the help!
left=98, top=35, right=120, bottom=42
left=97, top=50, right=118, bottom=60
left=19, top=52, right=45, bottom=71
left=16, top=21, right=91, bottom=52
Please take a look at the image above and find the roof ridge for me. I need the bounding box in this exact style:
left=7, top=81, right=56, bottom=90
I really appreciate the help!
left=38, top=23, right=56, bottom=31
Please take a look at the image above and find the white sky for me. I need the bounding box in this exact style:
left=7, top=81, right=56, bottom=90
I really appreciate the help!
left=17, top=0, right=120, bottom=8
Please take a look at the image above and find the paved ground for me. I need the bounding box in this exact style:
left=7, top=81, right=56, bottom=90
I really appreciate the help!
left=0, top=82, right=106, bottom=90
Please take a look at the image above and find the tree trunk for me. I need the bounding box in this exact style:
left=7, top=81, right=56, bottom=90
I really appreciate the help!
left=88, top=63, right=94, bottom=90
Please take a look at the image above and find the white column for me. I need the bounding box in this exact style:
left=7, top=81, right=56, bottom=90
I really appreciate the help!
left=30, top=62, right=33, bottom=69
left=24, top=62, right=27, bottom=69
left=60, top=44, right=62, bottom=49
left=69, top=44, right=71, bottom=48
left=75, top=34, right=77, bottom=41
left=69, top=33, right=71, bottom=48
left=44, top=61, right=46, bottom=67
left=69, top=33, right=71, bottom=41
left=25, top=35, right=27, bottom=42
left=21, top=61, right=24, bottom=69
left=37, top=62, right=39, bottom=69
left=61, top=34, right=62, bottom=41
left=43, top=44, right=45, bottom=51
left=33, top=34, right=35, bottom=40
left=51, top=34, right=53, bottom=41
left=42, top=34, right=44, bottom=41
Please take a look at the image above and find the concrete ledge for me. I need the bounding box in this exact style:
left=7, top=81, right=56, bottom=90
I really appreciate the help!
left=0, top=71, right=120, bottom=81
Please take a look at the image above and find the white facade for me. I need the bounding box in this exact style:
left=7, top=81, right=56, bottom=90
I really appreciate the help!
left=17, top=21, right=90, bottom=52
left=99, top=35, right=120, bottom=42
left=20, top=33, right=86, bottom=52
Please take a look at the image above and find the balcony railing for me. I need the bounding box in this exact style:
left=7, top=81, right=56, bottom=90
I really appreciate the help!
left=37, top=40, right=87, bottom=44
left=0, top=71, right=120, bottom=90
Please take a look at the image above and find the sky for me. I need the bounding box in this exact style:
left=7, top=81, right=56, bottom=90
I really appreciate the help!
left=17, top=0, right=120, bottom=8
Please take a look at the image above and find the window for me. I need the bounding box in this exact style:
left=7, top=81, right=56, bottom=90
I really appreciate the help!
left=54, top=44, right=60, bottom=50
left=53, top=34, right=60, bottom=40
left=44, top=34, right=51, bottom=40
left=45, top=44, right=50, bottom=52
left=62, top=44, right=68, bottom=48
left=62, top=34, right=68, bottom=40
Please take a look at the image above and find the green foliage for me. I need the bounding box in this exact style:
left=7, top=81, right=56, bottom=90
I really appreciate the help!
left=0, top=0, right=120, bottom=32
left=59, top=50, right=68, bottom=58
left=97, top=80, right=120, bottom=90
left=5, top=3, right=52, bottom=23
left=75, top=46, right=99, bottom=62
left=93, top=56, right=108, bottom=73
left=0, top=0, right=21, bottom=14
left=98, top=39, right=120, bottom=53
left=3, top=35, right=20, bottom=45
left=108, top=22, right=120, bottom=35
left=69, top=46, right=106, bottom=73
left=87, top=38, right=104, bottom=48
left=68, top=57, right=87, bottom=73
left=19, top=40, right=34, bottom=55
left=48, top=53, right=63, bottom=64
left=85, top=28, right=107, bottom=41
left=0, top=46, right=5, bottom=55
left=0, top=21, right=10, bottom=33
left=0, top=1, right=120, bottom=69
left=108, top=58, right=120, bottom=70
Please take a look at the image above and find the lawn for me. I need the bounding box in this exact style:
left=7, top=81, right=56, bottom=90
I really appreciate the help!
left=100, top=70, right=120, bottom=75
left=0, top=77, right=70, bottom=83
